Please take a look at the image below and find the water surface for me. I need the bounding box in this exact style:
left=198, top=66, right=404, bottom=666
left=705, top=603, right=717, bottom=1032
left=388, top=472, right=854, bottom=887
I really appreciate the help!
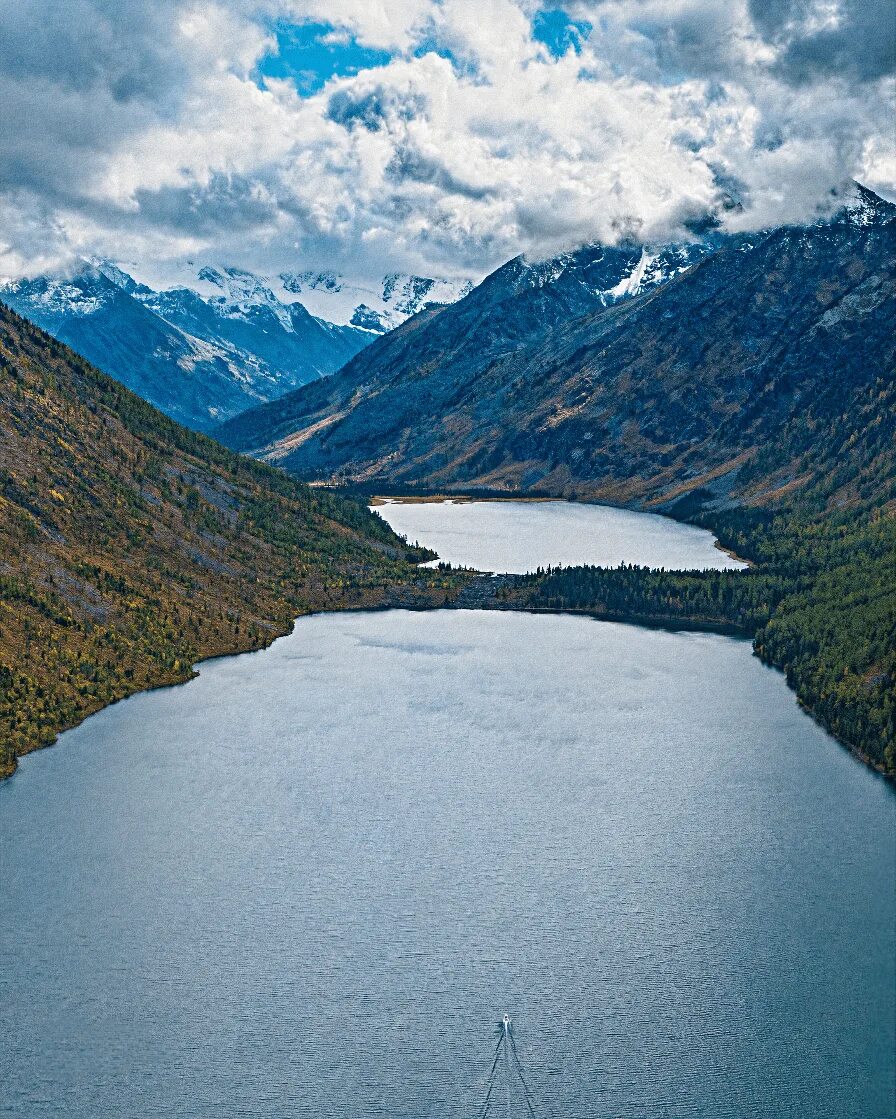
left=373, top=498, right=747, bottom=573
left=1, top=502, right=892, bottom=1119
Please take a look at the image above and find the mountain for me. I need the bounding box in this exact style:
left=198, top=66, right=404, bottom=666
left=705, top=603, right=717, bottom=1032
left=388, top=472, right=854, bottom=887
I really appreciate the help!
left=215, top=235, right=718, bottom=462
left=0, top=263, right=372, bottom=432
left=131, top=264, right=372, bottom=406
left=0, top=303, right=460, bottom=778
left=218, top=184, right=895, bottom=513
left=277, top=270, right=474, bottom=333
left=120, top=261, right=474, bottom=335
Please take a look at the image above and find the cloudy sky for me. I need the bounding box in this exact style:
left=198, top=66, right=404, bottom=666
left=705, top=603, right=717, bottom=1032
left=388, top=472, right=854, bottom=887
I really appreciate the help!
left=0, top=0, right=893, bottom=283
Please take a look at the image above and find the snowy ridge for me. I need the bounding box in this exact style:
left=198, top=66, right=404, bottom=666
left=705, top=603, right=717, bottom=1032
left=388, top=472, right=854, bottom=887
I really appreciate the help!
left=192, top=266, right=296, bottom=331
left=0, top=260, right=377, bottom=430
left=1, top=266, right=117, bottom=325
left=101, top=260, right=473, bottom=335
left=597, top=244, right=709, bottom=302
left=279, top=270, right=473, bottom=332
left=606, top=249, right=654, bottom=300
left=514, top=239, right=714, bottom=313
left=836, top=181, right=896, bottom=227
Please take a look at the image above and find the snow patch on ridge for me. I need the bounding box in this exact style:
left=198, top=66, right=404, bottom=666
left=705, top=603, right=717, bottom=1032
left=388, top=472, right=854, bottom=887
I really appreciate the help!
left=606, top=249, right=654, bottom=299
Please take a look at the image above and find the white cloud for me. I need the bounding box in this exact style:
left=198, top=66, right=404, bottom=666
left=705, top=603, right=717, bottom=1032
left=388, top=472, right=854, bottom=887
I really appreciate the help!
left=0, top=0, right=893, bottom=282
left=280, top=0, right=435, bottom=52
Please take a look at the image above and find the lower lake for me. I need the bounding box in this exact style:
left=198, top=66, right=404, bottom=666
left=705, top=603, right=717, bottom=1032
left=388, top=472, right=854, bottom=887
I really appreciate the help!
left=1, top=501, right=892, bottom=1118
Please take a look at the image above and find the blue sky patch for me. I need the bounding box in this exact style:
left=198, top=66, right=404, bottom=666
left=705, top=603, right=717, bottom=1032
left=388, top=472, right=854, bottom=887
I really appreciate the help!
left=532, top=8, right=592, bottom=58
left=257, top=23, right=393, bottom=95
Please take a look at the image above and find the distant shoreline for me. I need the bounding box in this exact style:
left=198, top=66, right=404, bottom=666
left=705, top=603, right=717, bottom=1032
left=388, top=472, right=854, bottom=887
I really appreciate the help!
left=369, top=493, right=556, bottom=506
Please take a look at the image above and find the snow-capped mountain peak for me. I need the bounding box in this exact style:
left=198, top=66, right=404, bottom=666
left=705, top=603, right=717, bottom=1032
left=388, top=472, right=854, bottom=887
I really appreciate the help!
left=507, top=238, right=715, bottom=317
left=192, top=265, right=296, bottom=331
left=837, top=181, right=896, bottom=227
left=0, top=259, right=375, bottom=432
left=0, top=262, right=122, bottom=326
left=97, top=261, right=473, bottom=336
left=278, top=270, right=473, bottom=333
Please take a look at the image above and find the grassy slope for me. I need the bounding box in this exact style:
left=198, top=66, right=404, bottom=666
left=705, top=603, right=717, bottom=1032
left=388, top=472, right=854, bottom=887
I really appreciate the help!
left=0, top=304, right=466, bottom=778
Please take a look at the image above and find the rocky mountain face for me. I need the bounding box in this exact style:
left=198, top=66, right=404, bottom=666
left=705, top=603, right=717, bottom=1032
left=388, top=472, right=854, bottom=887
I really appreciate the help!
left=214, top=236, right=718, bottom=455
left=218, top=185, right=895, bottom=513
left=0, top=263, right=373, bottom=431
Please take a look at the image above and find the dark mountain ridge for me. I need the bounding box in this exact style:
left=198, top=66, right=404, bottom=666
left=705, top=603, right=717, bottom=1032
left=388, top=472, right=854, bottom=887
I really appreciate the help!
left=216, top=236, right=717, bottom=460
left=219, top=185, right=895, bottom=514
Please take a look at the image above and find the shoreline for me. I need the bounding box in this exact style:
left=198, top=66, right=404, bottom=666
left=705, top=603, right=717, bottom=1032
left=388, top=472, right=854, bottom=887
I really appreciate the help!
left=6, top=591, right=892, bottom=789
left=368, top=489, right=752, bottom=568
left=368, top=493, right=557, bottom=507
left=0, top=579, right=466, bottom=783
left=713, top=539, right=750, bottom=566
left=3, top=494, right=886, bottom=784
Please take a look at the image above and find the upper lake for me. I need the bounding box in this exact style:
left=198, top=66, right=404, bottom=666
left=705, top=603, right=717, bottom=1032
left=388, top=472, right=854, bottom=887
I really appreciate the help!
left=1, top=499, right=892, bottom=1118
left=372, top=497, right=748, bottom=573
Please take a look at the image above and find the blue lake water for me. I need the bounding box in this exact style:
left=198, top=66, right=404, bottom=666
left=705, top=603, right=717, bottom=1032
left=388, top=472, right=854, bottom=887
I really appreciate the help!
left=1, top=501, right=892, bottom=1118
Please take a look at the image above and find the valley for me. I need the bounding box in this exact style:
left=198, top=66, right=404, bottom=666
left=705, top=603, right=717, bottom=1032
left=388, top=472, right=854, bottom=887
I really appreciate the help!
left=214, top=186, right=895, bottom=774
left=218, top=186, right=893, bottom=511
left=3, top=186, right=893, bottom=777
left=2, top=5, right=894, bottom=1116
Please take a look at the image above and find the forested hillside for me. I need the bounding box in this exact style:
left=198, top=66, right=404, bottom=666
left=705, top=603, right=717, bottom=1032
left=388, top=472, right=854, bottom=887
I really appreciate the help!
left=0, top=304, right=462, bottom=778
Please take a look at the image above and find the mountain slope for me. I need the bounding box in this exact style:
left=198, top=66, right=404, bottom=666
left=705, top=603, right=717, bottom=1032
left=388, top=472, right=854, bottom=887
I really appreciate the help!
left=134, top=268, right=370, bottom=404
left=0, top=264, right=372, bottom=431
left=0, top=303, right=459, bottom=778
left=217, top=236, right=715, bottom=458
left=219, top=186, right=895, bottom=513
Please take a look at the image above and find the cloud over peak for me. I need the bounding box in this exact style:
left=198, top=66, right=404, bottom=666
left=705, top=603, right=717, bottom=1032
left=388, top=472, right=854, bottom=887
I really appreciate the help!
left=0, top=0, right=893, bottom=282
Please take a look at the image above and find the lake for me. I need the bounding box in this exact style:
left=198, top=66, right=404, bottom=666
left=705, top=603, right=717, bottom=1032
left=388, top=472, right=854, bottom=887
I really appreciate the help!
left=1, top=500, right=892, bottom=1118
left=372, top=497, right=748, bottom=573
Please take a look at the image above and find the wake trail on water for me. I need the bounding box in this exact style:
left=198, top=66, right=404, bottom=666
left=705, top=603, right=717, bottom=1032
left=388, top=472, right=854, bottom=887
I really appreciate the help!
left=477, top=1018, right=543, bottom=1119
